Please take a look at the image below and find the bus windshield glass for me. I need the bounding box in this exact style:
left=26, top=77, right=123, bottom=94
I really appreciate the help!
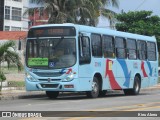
left=26, top=38, right=76, bottom=69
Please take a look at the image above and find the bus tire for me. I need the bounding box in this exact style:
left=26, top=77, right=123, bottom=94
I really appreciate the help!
left=46, top=91, right=59, bottom=99
left=99, top=90, right=107, bottom=97
left=86, top=77, right=99, bottom=98
left=124, top=76, right=141, bottom=95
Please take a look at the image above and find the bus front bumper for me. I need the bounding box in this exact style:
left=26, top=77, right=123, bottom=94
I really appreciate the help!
left=25, top=78, right=79, bottom=92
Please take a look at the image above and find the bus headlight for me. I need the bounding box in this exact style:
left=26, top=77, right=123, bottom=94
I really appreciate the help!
left=62, top=73, right=75, bottom=82
left=25, top=72, right=37, bottom=82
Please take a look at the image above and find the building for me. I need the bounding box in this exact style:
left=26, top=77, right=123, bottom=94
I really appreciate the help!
left=28, top=8, right=48, bottom=28
left=0, top=0, right=29, bottom=65
left=0, top=0, right=29, bottom=31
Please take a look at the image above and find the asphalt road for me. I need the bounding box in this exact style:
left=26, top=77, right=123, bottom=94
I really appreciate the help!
left=0, top=89, right=160, bottom=120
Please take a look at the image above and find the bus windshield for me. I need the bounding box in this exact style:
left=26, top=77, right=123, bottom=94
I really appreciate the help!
left=26, top=38, right=76, bottom=69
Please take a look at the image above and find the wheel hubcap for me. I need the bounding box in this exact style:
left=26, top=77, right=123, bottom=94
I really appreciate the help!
left=92, top=82, right=98, bottom=94
left=135, top=81, right=139, bottom=92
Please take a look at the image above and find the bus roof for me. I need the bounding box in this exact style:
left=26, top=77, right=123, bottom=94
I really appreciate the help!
left=30, top=23, right=156, bottom=42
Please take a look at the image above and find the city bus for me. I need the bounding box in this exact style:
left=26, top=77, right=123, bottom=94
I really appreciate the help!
left=23, top=23, right=159, bottom=99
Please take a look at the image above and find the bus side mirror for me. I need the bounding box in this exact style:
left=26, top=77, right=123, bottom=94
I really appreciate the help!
left=18, top=40, right=21, bottom=50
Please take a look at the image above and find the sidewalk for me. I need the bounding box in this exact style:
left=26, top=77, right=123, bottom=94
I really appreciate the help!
left=0, top=88, right=46, bottom=100
left=0, top=84, right=160, bottom=100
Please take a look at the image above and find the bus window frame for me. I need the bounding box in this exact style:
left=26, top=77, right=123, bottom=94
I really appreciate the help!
left=126, top=38, right=137, bottom=60
left=147, top=41, right=157, bottom=61
left=102, top=35, right=115, bottom=58
left=91, top=33, right=103, bottom=58
left=115, top=36, right=127, bottom=59
left=137, top=40, right=147, bottom=60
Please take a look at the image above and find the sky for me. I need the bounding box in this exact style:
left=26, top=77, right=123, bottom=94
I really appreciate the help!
left=114, top=0, right=160, bottom=15
left=29, top=0, right=160, bottom=28
left=97, top=0, right=160, bottom=28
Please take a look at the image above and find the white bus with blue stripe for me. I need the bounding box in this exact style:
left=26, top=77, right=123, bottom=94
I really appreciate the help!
left=24, top=23, right=159, bottom=98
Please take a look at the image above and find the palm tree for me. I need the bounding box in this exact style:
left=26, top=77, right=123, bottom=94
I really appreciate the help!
left=27, top=0, right=94, bottom=24
left=0, top=41, right=22, bottom=71
left=27, top=0, right=119, bottom=27
left=0, top=71, right=6, bottom=92
left=65, top=0, right=95, bottom=25
left=100, top=0, right=119, bottom=28
left=0, top=41, right=22, bottom=92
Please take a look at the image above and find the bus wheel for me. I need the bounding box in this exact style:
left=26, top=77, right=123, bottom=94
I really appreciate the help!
left=46, top=91, right=59, bottom=99
left=124, top=76, right=141, bottom=95
left=86, top=77, right=99, bottom=98
left=99, top=90, right=107, bottom=97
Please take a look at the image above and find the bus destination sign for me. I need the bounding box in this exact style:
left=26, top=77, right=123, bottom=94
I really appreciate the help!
left=28, top=27, right=76, bottom=37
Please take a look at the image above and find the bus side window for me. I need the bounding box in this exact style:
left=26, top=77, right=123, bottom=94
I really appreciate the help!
left=102, top=35, right=115, bottom=58
left=115, top=37, right=126, bottom=59
left=137, top=40, right=147, bottom=60
left=126, top=38, right=137, bottom=59
left=79, top=36, right=91, bottom=64
left=91, top=34, right=102, bottom=57
left=147, top=42, right=157, bottom=61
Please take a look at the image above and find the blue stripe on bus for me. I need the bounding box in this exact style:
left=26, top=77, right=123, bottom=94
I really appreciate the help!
left=146, top=61, right=153, bottom=76
left=117, top=59, right=131, bottom=87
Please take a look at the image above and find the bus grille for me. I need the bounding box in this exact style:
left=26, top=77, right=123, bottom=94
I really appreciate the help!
left=40, top=84, right=59, bottom=88
left=33, top=72, right=62, bottom=77
left=38, top=79, right=61, bottom=81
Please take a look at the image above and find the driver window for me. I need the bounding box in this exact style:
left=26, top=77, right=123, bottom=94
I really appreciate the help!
left=79, top=36, right=91, bottom=64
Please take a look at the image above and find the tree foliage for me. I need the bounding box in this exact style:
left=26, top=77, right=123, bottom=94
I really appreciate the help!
left=27, top=0, right=119, bottom=26
left=0, top=71, right=6, bottom=92
left=0, top=41, right=22, bottom=71
left=115, top=11, right=160, bottom=42
left=0, top=41, right=23, bottom=92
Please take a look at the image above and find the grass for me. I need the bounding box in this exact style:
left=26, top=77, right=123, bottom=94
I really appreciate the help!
left=8, top=81, right=25, bottom=87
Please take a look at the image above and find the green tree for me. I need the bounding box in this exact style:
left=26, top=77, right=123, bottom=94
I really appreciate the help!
left=0, top=71, right=6, bottom=93
left=0, top=41, right=22, bottom=92
left=115, top=11, right=160, bottom=41
left=98, top=0, right=119, bottom=28
left=27, top=0, right=119, bottom=26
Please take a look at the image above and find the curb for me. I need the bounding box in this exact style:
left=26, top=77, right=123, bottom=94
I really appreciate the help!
left=0, top=91, right=120, bottom=100
left=0, top=92, right=46, bottom=100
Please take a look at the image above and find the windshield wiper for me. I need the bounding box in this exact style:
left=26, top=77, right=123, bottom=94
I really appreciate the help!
left=52, top=37, right=64, bottom=50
